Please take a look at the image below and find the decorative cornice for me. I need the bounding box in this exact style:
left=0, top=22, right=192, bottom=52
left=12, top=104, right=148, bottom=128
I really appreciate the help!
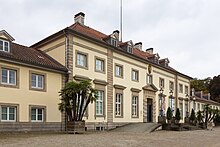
left=130, top=88, right=141, bottom=93
left=73, top=75, right=92, bottom=81
left=93, top=79, right=108, bottom=86
left=113, top=84, right=126, bottom=90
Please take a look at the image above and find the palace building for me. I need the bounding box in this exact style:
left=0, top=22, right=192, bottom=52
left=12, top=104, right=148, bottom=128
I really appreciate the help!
left=0, top=12, right=219, bottom=131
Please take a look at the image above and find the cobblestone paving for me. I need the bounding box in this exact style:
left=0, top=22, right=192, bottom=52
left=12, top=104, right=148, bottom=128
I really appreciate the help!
left=0, top=127, right=220, bottom=147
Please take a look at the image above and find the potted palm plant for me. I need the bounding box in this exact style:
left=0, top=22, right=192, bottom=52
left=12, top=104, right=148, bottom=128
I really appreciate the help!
left=58, top=80, right=97, bottom=133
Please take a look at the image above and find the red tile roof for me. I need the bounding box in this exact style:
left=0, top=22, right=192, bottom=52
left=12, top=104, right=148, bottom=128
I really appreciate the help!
left=69, top=23, right=107, bottom=41
left=0, top=43, right=67, bottom=72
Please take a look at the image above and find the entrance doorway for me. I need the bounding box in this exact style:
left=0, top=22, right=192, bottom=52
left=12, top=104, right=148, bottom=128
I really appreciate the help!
left=147, top=98, right=153, bottom=122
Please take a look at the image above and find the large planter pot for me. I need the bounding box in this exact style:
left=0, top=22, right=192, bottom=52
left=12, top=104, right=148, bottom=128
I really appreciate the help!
left=158, top=116, right=166, bottom=124
left=67, top=121, right=85, bottom=133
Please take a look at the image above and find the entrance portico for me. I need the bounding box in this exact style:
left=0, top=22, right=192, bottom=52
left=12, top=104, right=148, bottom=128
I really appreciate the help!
left=142, top=84, right=158, bottom=123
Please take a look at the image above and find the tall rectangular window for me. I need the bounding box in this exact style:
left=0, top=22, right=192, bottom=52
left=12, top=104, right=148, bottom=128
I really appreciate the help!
left=115, top=64, right=123, bottom=78
left=132, top=69, right=139, bottom=81
left=146, top=74, right=153, bottom=84
left=185, top=101, right=189, bottom=117
left=179, top=100, right=183, bottom=119
left=31, top=74, right=44, bottom=89
left=159, top=96, right=163, bottom=116
left=76, top=52, right=87, bottom=68
left=0, top=40, right=10, bottom=52
left=169, top=97, right=175, bottom=115
left=31, top=108, right=43, bottom=122
left=1, top=68, right=16, bottom=85
left=132, top=96, right=138, bottom=117
left=169, top=81, right=174, bottom=90
left=95, top=58, right=104, bottom=72
left=185, top=86, right=189, bottom=94
left=159, top=78, right=165, bottom=88
left=179, top=84, right=183, bottom=93
left=115, top=93, right=122, bottom=117
left=197, top=103, right=200, bottom=111
left=1, top=106, right=16, bottom=122
left=96, top=91, right=104, bottom=115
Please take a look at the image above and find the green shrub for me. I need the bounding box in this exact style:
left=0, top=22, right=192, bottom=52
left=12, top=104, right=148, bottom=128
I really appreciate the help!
left=175, top=108, right=181, bottom=121
left=167, top=107, right=172, bottom=121
left=197, top=110, right=203, bottom=124
left=190, top=109, right=196, bottom=123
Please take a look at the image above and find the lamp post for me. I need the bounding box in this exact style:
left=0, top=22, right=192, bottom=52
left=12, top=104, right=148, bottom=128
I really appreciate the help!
left=159, top=88, right=164, bottom=116
left=169, top=90, right=173, bottom=115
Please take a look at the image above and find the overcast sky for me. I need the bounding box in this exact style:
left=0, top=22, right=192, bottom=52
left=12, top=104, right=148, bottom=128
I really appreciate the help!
left=1, top=0, right=220, bottom=79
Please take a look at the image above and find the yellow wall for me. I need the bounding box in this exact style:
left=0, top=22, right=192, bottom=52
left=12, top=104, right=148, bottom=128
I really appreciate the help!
left=0, top=62, right=62, bottom=122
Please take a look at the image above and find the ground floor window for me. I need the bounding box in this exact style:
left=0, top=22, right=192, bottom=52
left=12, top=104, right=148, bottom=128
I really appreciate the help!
left=31, top=108, right=44, bottom=122
left=179, top=100, right=183, bottom=119
left=96, top=90, right=104, bottom=116
left=132, top=96, right=138, bottom=117
left=169, top=98, right=175, bottom=115
left=115, top=93, right=123, bottom=117
left=1, top=106, right=16, bottom=122
left=185, top=101, right=189, bottom=117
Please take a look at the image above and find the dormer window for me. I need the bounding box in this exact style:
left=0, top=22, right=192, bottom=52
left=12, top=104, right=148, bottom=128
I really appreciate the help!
left=127, top=46, right=133, bottom=53
left=111, top=38, right=117, bottom=47
left=0, top=39, right=10, bottom=52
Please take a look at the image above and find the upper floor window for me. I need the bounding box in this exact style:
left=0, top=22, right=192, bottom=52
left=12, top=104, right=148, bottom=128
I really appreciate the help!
left=159, top=78, right=165, bottom=88
left=31, top=74, right=44, bottom=89
left=127, top=46, right=133, bottom=53
left=1, top=68, right=16, bottom=85
left=115, top=64, right=123, bottom=78
left=111, top=38, right=117, bottom=47
left=179, top=84, right=183, bottom=93
left=169, top=81, right=174, bottom=90
left=76, top=51, right=88, bottom=68
left=132, top=69, right=139, bottom=81
left=0, top=40, right=10, bottom=52
left=147, top=74, right=153, bottom=84
left=1, top=106, right=16, bottom=122
left=185, top=85, right=189, bottom=94
left=95, top=58, right=105, bottom=73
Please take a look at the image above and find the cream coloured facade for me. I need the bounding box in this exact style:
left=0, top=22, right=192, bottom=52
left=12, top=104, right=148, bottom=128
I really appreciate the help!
left=32, top=12, right=193, bottom=129
left=0, top=30, right=67, bottom=131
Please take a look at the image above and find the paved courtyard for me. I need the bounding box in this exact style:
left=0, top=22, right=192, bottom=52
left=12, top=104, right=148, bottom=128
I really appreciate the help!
left=0, top=127, right=220, bottom=147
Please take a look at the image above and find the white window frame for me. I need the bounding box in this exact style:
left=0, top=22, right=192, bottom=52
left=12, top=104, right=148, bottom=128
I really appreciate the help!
left=132, top=96, right=138, bottom=117
left=132, top=70, right=139, bottom=81
left=31, top=108, right=44, bottom=122
left=115, top=93, right=122, bottom=117
left=1, top=68, right=16, bottom=85
left=147, top=74, right=153, bottom=84
left=96, top=91, right=104, bottom=116
left=1, top=106, right=16, bottom=122
left=0, top=39, right=10, bottom=52
left=95, top=59, right=104, bottom=72
left=115, top=65, right=123, bottom=77
left=31, top=74, right=44, bottom=89
left=76, top=53, right=87, bottom=67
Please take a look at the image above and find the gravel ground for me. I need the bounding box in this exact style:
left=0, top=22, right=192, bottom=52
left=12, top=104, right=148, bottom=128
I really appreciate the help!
left=0, top=127, right=220, bottom=147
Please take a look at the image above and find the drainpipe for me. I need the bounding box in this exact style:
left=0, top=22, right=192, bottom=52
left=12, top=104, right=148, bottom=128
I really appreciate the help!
left=63, top=29, right=69, bottom=131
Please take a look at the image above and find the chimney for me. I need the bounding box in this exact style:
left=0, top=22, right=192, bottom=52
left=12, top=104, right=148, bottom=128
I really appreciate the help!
left=112, top=30, right=119, bottom=41
left=74, top=12, right=85, bottom=25
left=134, top=42, right=142, bottom=50
left=146, top=48, right=153, bottom=54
